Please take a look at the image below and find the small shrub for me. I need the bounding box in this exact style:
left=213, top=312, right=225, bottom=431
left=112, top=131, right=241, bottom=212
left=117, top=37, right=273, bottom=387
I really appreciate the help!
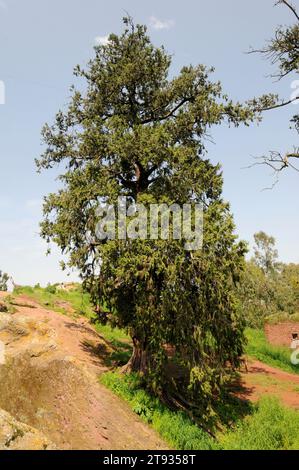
left=45, top=284, right=57, bottom=294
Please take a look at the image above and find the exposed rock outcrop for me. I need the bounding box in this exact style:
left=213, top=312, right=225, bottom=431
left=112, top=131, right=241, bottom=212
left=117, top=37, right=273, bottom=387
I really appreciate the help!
left=0, top=308, right=167, bottom=450
left=0, top=409, right=55, bottom=450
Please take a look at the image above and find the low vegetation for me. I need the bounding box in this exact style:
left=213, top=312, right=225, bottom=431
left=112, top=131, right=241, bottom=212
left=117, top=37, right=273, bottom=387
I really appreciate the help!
left=102, top=372, right=299, bottom=450
left=245, top=328, right=298, bottom=374
left=14, top=284, right=93, bottom=317
left=219, top=397, right=299, bottom=450
left=101, top=372, right=218, bottom=450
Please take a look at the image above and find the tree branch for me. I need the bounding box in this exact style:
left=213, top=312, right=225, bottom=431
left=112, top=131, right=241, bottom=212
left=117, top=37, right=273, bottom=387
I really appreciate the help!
left=255, top=96, right=299, bottom=112
left=245, top=149, right=299, bottom=189
left=276, top=0, right=299, bottom=22
left=140, top=97, right=190, bottom=124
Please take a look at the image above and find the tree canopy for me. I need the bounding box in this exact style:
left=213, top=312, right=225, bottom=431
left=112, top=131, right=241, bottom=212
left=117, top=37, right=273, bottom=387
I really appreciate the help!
left=236, top=234, right=299, bottom=328
left=37, top=17, right=265, bottom=422
left=253, top=231, right=279, bottom=275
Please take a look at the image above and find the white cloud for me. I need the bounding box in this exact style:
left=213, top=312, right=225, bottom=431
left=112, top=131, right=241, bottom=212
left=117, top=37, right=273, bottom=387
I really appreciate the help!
left=149, top=16, right=175, bottom=31
left=94, top=35, right=110, bottom=46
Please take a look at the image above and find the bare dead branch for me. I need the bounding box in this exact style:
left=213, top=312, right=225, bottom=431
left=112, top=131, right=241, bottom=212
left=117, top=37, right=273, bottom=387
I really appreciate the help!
left=276, top=0, right=299, bottom=22
left=244, top=149, right=299, bottom=189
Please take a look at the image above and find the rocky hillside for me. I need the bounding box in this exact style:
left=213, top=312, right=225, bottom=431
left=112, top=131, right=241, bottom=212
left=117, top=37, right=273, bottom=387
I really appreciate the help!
left=0, top=292, right=167, bottom=450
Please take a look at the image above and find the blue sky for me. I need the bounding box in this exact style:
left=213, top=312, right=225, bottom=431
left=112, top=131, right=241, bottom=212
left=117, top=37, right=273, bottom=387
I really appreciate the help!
left=0, top=0, right=298, bottom=285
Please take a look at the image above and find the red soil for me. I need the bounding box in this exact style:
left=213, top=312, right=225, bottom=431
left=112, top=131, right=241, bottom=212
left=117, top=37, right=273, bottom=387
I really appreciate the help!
left=238, top=358, right=299, bottom=409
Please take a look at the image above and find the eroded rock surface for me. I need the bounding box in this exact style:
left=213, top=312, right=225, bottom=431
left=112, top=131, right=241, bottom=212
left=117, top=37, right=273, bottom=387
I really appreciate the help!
left=0, top=305, right=167, bottom=450
left=0, top=408, right=55, bottom=450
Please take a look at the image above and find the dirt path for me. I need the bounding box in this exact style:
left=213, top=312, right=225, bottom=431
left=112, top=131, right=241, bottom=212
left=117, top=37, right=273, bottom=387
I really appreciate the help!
left=238, top=358, right=299, bottom=409
left=0, top=292, right=167, bottom=450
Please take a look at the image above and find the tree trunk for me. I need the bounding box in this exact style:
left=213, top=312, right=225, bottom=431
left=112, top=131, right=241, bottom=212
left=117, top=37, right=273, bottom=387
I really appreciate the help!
left=122, top=337, right=150, bottom=375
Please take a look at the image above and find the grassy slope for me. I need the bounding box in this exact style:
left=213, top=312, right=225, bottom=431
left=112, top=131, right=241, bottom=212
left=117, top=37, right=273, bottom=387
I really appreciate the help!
left=14, top=285, right=129, bottom=344
left=13, top=285, right=299, bottom=450
left=245, top=328, right=299, bottom=375
left=102, top=372, right=299, bottom=450
left=15, top=285, right=132, bottom=367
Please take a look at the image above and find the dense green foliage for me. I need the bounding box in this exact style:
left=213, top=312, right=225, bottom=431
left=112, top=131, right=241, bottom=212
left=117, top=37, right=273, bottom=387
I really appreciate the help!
left=253, top=231, right=279, bottom=274
left=36, top=17, right=268, bottom=420
left=101, top=372, right=218, bottom=450
left=236, top=261, right=299, bottom=327
left=236, top=233, right=299, bottom=328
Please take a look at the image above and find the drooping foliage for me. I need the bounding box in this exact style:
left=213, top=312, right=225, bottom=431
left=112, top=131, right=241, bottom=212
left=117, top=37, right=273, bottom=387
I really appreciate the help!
left=38, top=17, right=262, bottom=421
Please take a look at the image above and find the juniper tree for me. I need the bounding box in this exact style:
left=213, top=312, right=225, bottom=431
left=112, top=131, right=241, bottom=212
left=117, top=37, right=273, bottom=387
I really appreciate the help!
left=38, top=17, right=261, bottom=421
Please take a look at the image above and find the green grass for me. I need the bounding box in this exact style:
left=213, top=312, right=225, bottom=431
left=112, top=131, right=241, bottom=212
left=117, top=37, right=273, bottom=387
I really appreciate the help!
left=101, top=372, right=299, bottom=450
left=219, top=397, right=299, bottom=450
left=101, top=372, right=219, bottom=450
left=245, top=328, right=299, bottom=374
left=14, top=284, right=94, bottom=317
left=94, top=322, right=130, bottom=345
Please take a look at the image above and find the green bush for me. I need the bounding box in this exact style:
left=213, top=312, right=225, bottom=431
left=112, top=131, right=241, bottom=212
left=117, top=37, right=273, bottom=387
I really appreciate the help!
left=45, top=284, right=57, bottom=294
